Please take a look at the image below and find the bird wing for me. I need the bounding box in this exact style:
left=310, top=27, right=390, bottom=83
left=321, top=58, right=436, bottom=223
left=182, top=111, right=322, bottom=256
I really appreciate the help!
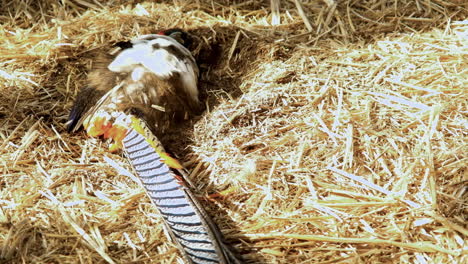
left=68, top=82, right=123, bottom=133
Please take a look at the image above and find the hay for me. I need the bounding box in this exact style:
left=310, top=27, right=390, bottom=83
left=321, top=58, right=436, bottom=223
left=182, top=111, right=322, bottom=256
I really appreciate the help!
left=1, top=0, right=467, bottom=263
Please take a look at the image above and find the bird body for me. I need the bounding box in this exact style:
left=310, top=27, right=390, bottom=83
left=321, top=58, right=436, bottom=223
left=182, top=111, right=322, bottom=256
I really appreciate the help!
left=68, top=29, right=241, bottom=264
left=68, top=30, right=200, bottom=136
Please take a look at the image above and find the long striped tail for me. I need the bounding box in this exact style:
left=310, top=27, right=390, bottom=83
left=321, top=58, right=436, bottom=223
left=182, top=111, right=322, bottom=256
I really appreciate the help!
left=122, top=118, right=241, bottom=264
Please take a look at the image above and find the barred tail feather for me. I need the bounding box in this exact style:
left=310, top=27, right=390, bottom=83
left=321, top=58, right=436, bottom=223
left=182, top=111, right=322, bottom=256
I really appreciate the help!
left=122, top=124, right=239, bottom=264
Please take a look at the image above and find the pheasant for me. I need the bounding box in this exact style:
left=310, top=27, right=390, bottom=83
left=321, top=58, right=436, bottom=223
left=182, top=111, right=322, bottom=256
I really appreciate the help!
left=67, top=29, right=240, bottom=264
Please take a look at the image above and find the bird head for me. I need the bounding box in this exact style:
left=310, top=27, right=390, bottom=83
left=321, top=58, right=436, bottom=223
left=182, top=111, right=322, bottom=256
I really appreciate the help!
left=158, top=28, right=192, bottom=49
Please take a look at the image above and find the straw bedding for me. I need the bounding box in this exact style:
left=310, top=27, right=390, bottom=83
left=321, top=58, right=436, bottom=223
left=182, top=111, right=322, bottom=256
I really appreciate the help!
left=0, top=0, right=466, bottom=263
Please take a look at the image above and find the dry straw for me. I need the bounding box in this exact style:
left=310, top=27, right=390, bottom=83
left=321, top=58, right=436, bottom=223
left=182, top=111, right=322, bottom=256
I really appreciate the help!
left=0, top=0, right=466, bottom=263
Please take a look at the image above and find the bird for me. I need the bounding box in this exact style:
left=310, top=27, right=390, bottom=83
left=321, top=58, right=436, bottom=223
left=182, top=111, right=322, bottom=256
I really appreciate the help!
left=67, top=29, right=241, bottom=264
left=68, top=29, right=201, bottom=141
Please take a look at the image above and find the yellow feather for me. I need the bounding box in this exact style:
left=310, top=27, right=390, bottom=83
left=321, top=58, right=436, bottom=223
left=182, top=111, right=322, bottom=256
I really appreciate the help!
left=130, top=116, right=182, bottom=169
